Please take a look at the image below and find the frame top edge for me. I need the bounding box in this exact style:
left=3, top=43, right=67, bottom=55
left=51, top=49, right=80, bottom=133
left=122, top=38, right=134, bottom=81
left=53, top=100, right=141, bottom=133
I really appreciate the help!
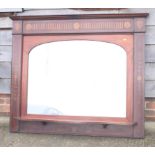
left=10, top=13, right=149, bottom=20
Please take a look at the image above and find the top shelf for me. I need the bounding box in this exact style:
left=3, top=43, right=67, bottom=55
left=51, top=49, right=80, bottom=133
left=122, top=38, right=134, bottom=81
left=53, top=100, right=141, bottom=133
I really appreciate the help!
left=10, top=13, right=149, bottom=20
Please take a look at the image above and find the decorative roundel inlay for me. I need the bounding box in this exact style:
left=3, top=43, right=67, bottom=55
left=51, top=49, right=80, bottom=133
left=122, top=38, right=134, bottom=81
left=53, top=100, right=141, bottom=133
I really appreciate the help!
left=137, top=76, right=142, bottom=81
left=14, top=23, right=20, bottom=32
left=136, top=20, right=144, bottom=30
left=124, top=21, right=131, bottom=29
left=73, top=22, right=80, bottom=30
left=26, top=24, right=32, bottom=31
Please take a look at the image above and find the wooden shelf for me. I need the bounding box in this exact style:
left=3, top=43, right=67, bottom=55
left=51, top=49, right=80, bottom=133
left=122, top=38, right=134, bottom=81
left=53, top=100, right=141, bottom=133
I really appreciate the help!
left=15, top=116, right=136, bottom=126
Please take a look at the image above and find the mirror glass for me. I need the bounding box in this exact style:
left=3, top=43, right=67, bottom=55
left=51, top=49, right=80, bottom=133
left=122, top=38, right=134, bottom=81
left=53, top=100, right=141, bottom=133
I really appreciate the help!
left=27, top=40, right=127, bottom=117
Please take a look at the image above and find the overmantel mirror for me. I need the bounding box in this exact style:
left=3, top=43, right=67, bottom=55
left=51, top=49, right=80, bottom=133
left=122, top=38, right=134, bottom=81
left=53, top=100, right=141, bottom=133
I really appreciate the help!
left=10, top=13, right=148, bottom=138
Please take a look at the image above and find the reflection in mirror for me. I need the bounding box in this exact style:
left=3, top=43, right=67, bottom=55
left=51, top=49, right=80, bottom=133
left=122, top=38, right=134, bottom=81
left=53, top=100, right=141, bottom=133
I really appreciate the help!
left=27, top=40, right=127, bottom=117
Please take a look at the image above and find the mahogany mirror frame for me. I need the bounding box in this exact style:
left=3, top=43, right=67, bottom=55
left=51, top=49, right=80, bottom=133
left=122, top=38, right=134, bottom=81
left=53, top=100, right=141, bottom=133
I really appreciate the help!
left=10, top=13, right=148, bottom=138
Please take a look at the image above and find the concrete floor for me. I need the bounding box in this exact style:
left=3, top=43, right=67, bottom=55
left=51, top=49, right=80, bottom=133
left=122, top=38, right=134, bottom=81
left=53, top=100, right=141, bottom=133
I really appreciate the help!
left=0, top=117, right=155, bottom=147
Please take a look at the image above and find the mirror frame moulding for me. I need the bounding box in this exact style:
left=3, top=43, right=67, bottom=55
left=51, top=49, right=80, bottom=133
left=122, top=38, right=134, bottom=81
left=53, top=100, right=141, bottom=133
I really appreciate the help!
left=22, top=35, right=132, bottom=123
left=10, top=13, right=148, bottom=138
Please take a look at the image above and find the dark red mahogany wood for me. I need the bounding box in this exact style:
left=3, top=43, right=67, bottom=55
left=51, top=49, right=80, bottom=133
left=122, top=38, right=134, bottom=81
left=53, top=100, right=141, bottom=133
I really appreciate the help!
left=10, top=13, right=148, bottom=138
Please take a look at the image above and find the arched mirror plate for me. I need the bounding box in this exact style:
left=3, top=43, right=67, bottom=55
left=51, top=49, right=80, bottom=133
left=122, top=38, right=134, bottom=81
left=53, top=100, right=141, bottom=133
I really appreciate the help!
left=27, top=40, right=127, bottom=117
